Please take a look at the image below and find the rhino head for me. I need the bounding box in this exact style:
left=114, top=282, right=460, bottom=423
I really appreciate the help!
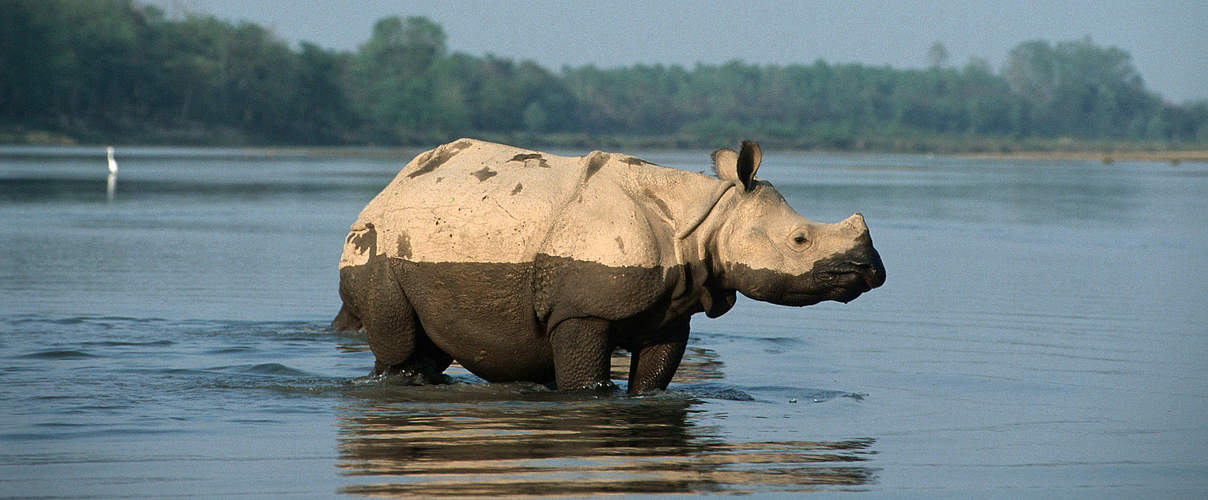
left=711, top=141, right=886, bottom=307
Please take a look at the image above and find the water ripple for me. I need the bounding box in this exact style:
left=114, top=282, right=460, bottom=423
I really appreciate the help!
left=18, top=350, right=97, bottom=360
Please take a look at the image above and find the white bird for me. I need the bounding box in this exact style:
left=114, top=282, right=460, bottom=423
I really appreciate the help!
left=106, top=146, right=118, bottom=175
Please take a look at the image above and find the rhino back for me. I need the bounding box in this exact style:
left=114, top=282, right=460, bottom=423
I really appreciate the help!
left=342, top=139, right=585, bottom=267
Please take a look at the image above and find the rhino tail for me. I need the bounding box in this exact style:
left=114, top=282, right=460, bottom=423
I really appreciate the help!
left=331, top=303, right=363, bottom=331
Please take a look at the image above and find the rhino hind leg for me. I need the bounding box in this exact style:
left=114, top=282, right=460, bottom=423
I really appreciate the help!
left=365, top=291, right=454, bottom=383
left=364, top=294, right=452, bottom=383
left=383, top=330, right=453, bottom=384
left=625, top=318, right=689, bottom=394
left=549, top=318, right=617, bottom=391
left=338, top=260, right=451, bottom=383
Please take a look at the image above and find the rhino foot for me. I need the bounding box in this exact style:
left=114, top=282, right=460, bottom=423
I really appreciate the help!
left=374, top=367, right=451, bottom=386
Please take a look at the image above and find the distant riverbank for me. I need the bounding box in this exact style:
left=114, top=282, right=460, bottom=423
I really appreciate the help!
left=964, top=150, right=1208, bottom=164
left=4, top=126, right=1206, bottom=163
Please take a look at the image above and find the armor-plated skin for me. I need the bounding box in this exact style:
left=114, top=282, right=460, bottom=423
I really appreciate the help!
left=334, top=139, right=885, bottom=393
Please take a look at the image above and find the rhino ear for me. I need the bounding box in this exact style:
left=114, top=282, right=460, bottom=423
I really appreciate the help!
left=735, top=140, right=761, bottom=191
left=711, top=147, right=739, bottom=183
left=711, top=142, right=761, bottom=191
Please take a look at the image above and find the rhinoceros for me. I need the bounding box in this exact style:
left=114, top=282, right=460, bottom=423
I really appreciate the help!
left=333, top=139, right=885, bottom=393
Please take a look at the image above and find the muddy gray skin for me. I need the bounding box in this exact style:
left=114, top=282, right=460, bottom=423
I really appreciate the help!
left=333, top=139, right=885, bottom=393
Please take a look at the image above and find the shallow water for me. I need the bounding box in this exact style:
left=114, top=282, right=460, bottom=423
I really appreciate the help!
left=1, top=145, right=1205, bottom=497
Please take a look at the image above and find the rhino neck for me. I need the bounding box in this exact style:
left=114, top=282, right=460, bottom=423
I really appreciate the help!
left=621, top=169, right=740, bottom=318
left=677, top=182, right=740, bottom=317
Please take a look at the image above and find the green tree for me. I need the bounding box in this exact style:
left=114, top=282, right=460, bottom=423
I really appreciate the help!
left=349, top=16, right=450, bottom=141
left=1, top=5, right=1204, bottom=147
left=927, top=42, right=950, bottom=68
left=0, top=0, right=63, bottom=124
left=295, top=42, right=356, bottom=143
left=1003, top=37, right=1160, bottom=138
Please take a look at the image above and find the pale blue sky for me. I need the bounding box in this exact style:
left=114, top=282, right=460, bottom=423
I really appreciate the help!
left=145, top=0, right=1207, bottom=103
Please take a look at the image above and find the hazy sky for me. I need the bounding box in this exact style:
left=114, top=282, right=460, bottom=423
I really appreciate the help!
left=144, top=0, right=1208, bottom=103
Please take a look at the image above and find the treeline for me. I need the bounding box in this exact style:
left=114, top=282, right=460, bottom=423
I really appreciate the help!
left=3, top=0, right=1207, bottom=149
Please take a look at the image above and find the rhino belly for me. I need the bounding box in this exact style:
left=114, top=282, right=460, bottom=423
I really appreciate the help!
left=395, top=259, right=554, bottom=383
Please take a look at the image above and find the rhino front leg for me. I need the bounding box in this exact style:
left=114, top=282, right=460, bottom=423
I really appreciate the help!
left=626, top=318, right=689, bottom=394
left=549, top=317, right=617, bottom=391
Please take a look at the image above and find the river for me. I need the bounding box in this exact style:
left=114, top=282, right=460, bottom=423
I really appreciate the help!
left=1, top=144, right=1205, bottom=497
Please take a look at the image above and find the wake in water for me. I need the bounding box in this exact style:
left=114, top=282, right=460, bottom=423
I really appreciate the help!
left=2, top=315, right=868, bottom=403
left=2, top=315, right=877, bottom=496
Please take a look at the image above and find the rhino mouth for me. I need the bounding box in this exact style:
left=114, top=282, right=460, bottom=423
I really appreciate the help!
left=731, top=255, right=885, bottom=306
left=815, top=245, right=886, bottom=293
left=810, top=261, right=885, bottom=304
left=761, top=272, right=870, bottom=306
left=819, top=267, right=881, bottom=288
left=823, top=271, right=875, bottom=303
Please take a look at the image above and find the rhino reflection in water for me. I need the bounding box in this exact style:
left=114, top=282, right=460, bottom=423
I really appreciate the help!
left=337, top=395, right=878, bottom=496
left=333, top=139, right=885, bottom=392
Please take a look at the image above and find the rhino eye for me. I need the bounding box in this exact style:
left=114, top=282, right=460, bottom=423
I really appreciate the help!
left=793, top=235, right=808, bottom=245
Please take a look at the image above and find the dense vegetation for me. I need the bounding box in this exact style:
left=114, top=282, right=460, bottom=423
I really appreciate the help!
left=3, top=0, right=1206, bottom=150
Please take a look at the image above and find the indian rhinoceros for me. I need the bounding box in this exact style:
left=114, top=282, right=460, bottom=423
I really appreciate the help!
left=332, top=139, right=885, bottom=393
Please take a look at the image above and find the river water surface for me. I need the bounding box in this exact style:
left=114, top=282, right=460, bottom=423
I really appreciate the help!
left=1, top=145, right=1205, bottom=497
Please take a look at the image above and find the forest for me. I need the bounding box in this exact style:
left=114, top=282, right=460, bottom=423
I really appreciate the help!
left=3, top=0, right=1207, bottom=151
